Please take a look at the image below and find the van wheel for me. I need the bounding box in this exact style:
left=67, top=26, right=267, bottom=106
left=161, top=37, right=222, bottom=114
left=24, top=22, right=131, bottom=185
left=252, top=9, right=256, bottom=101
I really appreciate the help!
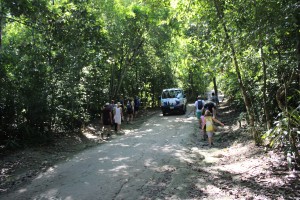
left=163, top=112, right=166, bottom=116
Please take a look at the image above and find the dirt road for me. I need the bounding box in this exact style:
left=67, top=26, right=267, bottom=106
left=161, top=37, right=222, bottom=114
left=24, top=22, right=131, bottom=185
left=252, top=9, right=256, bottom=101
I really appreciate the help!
left=1, top=103, right=298, bottom=200
left=1, top=104, right=214, bottom=199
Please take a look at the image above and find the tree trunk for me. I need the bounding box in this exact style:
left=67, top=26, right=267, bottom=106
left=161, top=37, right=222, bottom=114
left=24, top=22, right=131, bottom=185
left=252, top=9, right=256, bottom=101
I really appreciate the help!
left=296, top=4, right=300, bottom=89
left=109, top=63, right=115, bottom=100
left=213, top=0, right=259, bottom=144
left=212, top=76, right=218, bottom=100
left=260, top=42, right=271, bottom=130
left=295, top=4, right=300, bottom=167
left=0, top=1, right=3, bottom=50
left=113, top=40, right=144, bottom=98
left=276, top=70, right=297, bottom=111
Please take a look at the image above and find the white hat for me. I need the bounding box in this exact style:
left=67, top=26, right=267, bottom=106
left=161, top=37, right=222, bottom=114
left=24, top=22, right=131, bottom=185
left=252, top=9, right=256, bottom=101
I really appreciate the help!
left=105, top=102, right=109, bottom=106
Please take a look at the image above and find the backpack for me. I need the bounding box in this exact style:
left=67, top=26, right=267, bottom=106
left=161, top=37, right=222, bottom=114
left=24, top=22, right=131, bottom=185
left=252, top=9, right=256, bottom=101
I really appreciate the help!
left=127, top=102, right=132, bottom=111
left=197, top=100, right=203, bottom=110
left=136, top=99, right=140, bottom=107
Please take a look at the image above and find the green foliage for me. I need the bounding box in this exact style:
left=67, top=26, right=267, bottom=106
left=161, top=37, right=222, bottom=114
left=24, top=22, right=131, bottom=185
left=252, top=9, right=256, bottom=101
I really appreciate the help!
left=262, top=91, right=300, bottom=166
left=262, top=108, right=300, bottom=166
left=0, top=0, right=299, bottom=151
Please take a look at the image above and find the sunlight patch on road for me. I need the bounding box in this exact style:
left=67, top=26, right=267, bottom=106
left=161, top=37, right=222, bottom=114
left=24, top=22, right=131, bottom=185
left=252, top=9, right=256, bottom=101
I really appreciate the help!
left=122, top=129, right=133, bottom=134
left=133, top=143, right=143, bottom=148
left=112, top=157, right=130, bottom=162
left=144, top=158, right=157, bottom=168
left=174, top=117, right=193, bottom=124
left=98, top=156, right=110, bottom=161
left=37, top=189, right=59, bottom=200
left=139, top=128, right=154, bottom=133
left=36, top=166, right=57, bottom=179
left=109, top=165, right=128, bottom=171
left=174, top=149, right=194, bottom=163
left=200, top=151, right=219, bottom=163
left=151, top=165, right=176, bottom=173
left=205, top=184, right=224, bottom=196
left=17, top=188, right=27, bottom=193
left=152, top=144, right=179, bottom=153
left=82, top=130, right=98, bottom=139
left=109, top=143, right=130, bottom=147
left=145, top=122, right=161, bottom=127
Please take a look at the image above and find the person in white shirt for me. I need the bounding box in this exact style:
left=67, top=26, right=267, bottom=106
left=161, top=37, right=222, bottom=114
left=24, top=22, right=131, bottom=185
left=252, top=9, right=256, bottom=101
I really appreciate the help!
left=194, top=95, right=205, bottom=128
left=113, top=102, right=123, bottom=132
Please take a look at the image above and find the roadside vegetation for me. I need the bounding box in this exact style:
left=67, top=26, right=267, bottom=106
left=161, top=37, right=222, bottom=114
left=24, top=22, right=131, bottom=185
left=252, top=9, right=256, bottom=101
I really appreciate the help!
left=0, top=0, right=299, bottom=171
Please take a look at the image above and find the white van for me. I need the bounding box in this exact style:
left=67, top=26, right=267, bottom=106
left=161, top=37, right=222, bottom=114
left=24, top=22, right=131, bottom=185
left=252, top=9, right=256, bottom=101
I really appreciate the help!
left=160, top=88, right=187, bottom=115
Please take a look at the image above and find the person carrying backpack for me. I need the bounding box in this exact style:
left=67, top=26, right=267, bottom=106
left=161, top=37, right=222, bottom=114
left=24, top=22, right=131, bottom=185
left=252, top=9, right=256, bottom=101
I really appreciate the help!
left=134, top=96, right=140, bottom=118
left=101, top=103, right=112, bottom=139
left=194, top=95, right=205, bottom=128
left=126, top=98, right=134, bottom=124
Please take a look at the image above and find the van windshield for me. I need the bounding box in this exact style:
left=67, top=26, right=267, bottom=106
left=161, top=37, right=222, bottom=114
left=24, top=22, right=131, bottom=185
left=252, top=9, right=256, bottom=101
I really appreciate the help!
left=162, top=89, right=182, bottom=99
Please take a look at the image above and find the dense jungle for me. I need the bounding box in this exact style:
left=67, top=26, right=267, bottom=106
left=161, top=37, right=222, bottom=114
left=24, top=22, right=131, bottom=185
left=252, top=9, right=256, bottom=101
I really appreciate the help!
left=0, top=0, right=299, bottom=199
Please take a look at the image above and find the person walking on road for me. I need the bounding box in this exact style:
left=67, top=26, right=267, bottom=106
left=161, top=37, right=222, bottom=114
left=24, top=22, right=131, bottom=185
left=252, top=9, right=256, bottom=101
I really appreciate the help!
left=114, top=102, right=123, bottom=132
left=202, top=110, right=224, bottom=147
left=134, top=96, right=141, bottom=118
left=211, top=92, right=219, bottom=106
left=101, top=103, right=112, bottom=139
left=126, top=98, right=134, bottom=124
left=110, top=100, right=117, bottom=131
left=200, top=109, right=206, bottom=140
left=203, top=100, right=217, bottom=118
left=194, top=95, right=205, bottom=127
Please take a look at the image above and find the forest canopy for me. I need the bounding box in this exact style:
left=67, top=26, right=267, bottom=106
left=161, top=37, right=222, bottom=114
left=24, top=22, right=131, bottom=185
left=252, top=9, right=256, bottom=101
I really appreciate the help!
left=0, top=0, right=299, bottom=161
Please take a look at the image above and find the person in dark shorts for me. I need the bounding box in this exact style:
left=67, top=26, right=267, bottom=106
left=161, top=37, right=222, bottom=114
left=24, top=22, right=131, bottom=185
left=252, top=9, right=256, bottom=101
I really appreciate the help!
left=211, top=92, right=219, bottom=106
left=134, top=96, right=140, bottom=118
left=203, top=101, right=217, bottom=118
left=110, top=100, right=118, bottom=131
left=126, top=98, right=134, bottom=124
left=102, top=103, right=112, bottom=139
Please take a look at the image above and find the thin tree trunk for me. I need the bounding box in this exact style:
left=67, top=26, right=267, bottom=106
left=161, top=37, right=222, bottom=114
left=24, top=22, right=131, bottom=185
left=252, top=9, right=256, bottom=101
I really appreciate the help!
left=295, top=5, right=300, bottom=166
left=254, top=0, right=271, bottom=130
left=296, top=4, right=300, bottom=89
left=213, top=0, right=259, bottom=144
left=276, top=70, right=297, bottom=111
left=0, top=1, right=3, bottom=50
left=260, top=41, right=271, bottom=130
left=188, top=68, right=194, bottom=98
left=114, top=39, right=144, bottom=98
left=109, top=62, right=116, bottom=100
left=212, top=76, right=218, bottom=100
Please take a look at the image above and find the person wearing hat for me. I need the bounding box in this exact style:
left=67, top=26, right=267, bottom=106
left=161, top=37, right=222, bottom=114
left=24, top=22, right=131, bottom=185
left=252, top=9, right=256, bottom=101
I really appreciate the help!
left=101, top=102, right=112, bottom=139
left=113, top=102, right=123, bottom=132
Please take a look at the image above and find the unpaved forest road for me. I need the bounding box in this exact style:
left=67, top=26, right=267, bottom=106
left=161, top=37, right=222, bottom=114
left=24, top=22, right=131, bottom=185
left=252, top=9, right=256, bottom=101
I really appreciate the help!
left=1, top=103, right=299, bottom=200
